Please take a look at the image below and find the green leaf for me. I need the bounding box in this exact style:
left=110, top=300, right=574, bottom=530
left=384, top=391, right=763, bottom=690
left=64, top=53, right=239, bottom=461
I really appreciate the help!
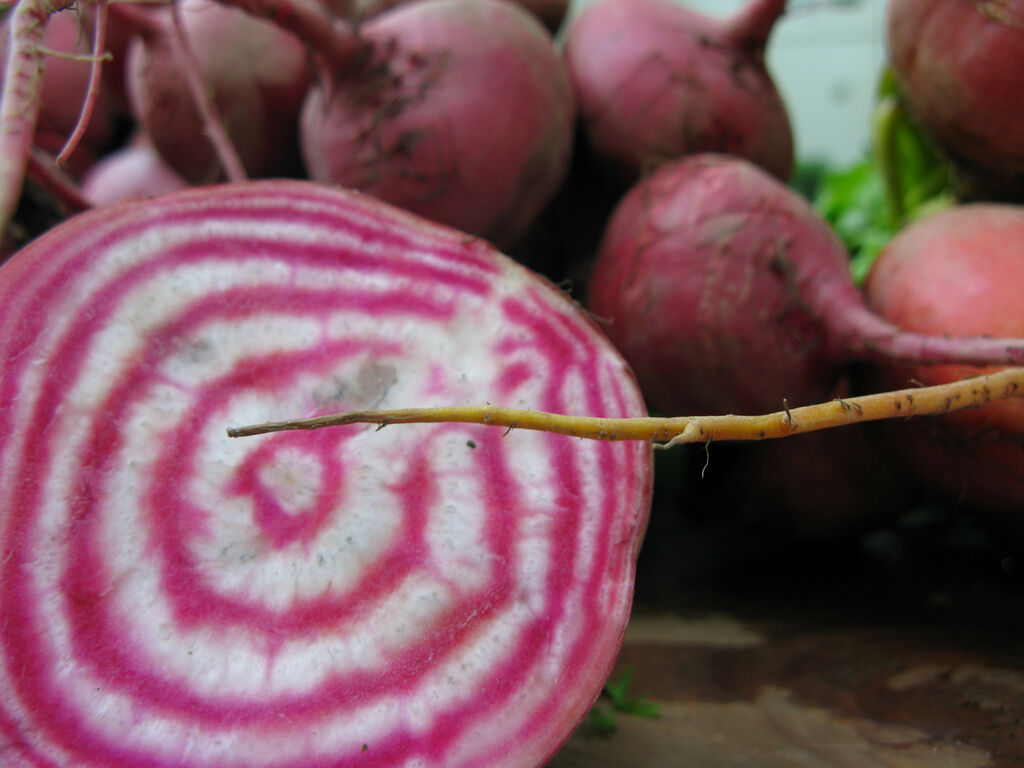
left=602, top=665, right=635, bottom=707
left=803, top=68, right=955, bottom=284
left=586, top=706, right=620, bottom=736
left=586, top=665, right=662, bottom=736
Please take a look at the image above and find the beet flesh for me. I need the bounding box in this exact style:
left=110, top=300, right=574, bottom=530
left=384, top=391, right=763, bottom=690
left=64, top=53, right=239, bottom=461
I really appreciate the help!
left=563, top=0, right=793, bottom=189
left=887, top=0, right=1024, bottom=201
left=299, top=0, right=575, bottom=250
left=864, top=204, right=1024, bottom=519
left=0, top=180, right=651, bottom=767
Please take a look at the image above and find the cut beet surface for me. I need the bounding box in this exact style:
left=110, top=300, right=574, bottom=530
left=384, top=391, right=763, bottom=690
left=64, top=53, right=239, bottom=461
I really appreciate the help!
left=0, top=180, right=652, bottom=768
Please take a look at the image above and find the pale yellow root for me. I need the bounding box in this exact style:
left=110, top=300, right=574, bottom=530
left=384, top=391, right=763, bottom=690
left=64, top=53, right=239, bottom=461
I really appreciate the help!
left=227, top=368, right=1024, bottom=446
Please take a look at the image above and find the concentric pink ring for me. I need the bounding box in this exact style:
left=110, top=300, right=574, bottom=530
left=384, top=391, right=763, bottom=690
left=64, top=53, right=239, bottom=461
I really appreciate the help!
left=0, top=180, right=651, bottom=768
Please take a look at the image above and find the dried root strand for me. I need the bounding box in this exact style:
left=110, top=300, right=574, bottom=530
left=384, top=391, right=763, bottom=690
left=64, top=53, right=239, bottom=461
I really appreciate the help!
left=227, top=367, right=1024, bottom=445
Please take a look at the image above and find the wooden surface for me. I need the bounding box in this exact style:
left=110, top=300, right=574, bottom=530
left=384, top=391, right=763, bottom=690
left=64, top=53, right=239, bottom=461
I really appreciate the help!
left=547, top=447, right=1024, bottom=768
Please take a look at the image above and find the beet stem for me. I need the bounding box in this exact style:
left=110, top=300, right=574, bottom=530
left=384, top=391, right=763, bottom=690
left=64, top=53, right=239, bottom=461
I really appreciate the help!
left=106, top=2, right=165, bottom=41
left=835, top=302, right=1024, bottom=366
left=0, top=0, right=76, bottom=240
left=27, top=148, right=92, bottom=212
left=214, top=0, right=366, bottom=72
left=873, top=93, right=905, bottom=225
left=55, top=0, right=109, bottom=167
left=169, top=0, right=248, bottom=182
left=227, top=367, right=1024, bottom=445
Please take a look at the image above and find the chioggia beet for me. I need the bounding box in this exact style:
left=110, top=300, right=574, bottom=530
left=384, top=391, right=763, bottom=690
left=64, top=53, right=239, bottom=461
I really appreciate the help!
left=0, top=180, right=652, bottom=768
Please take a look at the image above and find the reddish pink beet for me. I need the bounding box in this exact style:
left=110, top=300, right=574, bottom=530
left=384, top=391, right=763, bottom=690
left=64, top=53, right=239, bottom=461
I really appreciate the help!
left=864, top=204, right=1024, bottom=520
left=80, top=135, right=189, bottom=205
left=586, top=154, right=1024, bottom=416
left=887, top=0, right=1024, bottom=201
left=563, top=0, right=793, bottom=189
left=125, top=0, right=312, bottom=183
left=299, top=0, right=575, bottom=249
left=0, top=179, right=651, bottom=767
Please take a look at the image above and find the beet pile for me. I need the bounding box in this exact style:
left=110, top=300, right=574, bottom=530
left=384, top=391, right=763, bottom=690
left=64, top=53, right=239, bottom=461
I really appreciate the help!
left=586, top=154, right=1024, bottom=416
left=0, top=0, right=575, bottom=251
left=4, top=0, right=1024, bottom=765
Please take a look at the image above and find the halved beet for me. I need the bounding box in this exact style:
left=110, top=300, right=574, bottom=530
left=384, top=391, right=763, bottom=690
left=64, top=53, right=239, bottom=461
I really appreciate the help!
left=0, top=180, right=651, bottom=767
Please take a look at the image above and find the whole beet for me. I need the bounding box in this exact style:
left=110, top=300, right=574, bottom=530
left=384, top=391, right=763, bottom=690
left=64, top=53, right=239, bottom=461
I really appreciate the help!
left=563, top=0, right=793, bottom=190
left=887, top=0, right=1024, bottom=201
left=586, top=155, right=1024, bottom=416
left=587, top=155, right=840, bottom=415
left=865, top=204, right=1024, bottom=521
left=300, top=0, right=575, bottom=249
left=126, top=0, right=312, bottom=183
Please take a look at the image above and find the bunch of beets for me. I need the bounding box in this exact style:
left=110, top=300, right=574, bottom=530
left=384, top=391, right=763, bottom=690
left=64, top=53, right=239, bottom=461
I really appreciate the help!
left=1, top=0, right=1023, bottom=765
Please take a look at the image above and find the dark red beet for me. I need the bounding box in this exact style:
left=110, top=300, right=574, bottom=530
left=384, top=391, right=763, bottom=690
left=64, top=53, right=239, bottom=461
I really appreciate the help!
left=705, top=423, right=911, bottom=543
left=586, top=155, right=1024, bottom=416
left=563, top=0, right=793, bottom=190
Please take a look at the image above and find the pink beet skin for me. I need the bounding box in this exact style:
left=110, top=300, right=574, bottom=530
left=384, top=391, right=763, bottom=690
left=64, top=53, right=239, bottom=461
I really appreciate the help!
left=127, top=0, right=312, bottom=183
left=586, top=155, right=1024, bottom=417
left=865, top=204, right=1024, bottom=517
left=0, top=180, right=651, bottom=768
left=887, top=0, right=1024, bottom=200
left=349, top=0, right=570, bottom=31
left=586, top=154, right=849, bottom=415
left=564, top=0, right=793, bottom=188
left=300, top=0, right=575, bottom=250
